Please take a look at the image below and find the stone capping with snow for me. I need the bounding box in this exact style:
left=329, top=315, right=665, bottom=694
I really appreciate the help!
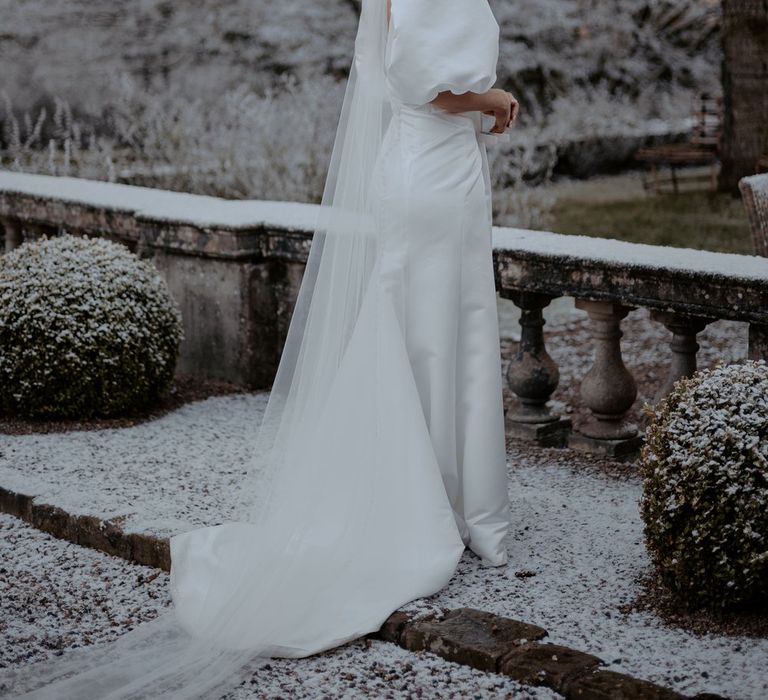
left=1, top=171, right=767, bottom=457
left=2, top=171, right=767, bottom=298
left=0, top=171, right=315, bottom=261
left=492, top=227, right=768, bottom=324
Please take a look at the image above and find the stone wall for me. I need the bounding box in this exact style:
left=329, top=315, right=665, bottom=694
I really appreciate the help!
left=0, top=173, right=316, bottom=389
left=3, top=172, right=768, bottom=459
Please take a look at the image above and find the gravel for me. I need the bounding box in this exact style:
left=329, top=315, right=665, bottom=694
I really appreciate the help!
left=0, top=514, right=559, bottom=700
left=0, top=513, right=170, bottom=670
left=404, top=446, right=768, bottom=700
left=1, top=305, right=764, bottom=699
left=0, top=393, right=266, bottom=537
left=228, top=639, right=561, bottom=699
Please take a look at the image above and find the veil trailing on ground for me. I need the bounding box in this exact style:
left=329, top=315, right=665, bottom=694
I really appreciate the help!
left=0, top=0, right=398, bottom=697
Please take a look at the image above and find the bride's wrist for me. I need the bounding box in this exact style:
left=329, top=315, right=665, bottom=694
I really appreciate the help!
left=482, top=89, right=506, bottom=113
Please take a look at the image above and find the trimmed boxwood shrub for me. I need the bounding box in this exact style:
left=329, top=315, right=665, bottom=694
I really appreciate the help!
left=0, top=234, right=183, bottom=419
left=640, top=360, right=768, bottom=610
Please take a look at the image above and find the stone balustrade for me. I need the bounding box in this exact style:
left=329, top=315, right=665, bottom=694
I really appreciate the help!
left=494, top=227, right=768, bottom=456
left=3, top=172, right=768, bottom=458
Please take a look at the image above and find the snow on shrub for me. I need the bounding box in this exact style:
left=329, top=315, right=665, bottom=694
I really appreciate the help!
left=0, top=234, right=183, bottom=418
left=640, top=361, right=768, bottom=610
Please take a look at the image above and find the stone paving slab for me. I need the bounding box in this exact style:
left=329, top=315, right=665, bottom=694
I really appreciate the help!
left=499, top=642, right=603, bottom=691
left=401, top=608, right=547, bottom=672
left=375, top=609, right=728, bottom=700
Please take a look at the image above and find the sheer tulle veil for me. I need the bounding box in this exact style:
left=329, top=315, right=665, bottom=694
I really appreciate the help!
left=0, top=1, right=395, bottom=697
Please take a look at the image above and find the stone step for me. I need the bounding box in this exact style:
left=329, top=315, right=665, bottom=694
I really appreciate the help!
left=373, top=608, right=728, bottom=700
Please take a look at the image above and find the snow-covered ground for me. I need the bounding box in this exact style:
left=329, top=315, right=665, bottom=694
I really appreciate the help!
left=2, top=384, right=767, bottom=698
left=0, top=514, right=560, bottom=699
left=0, top=513, right=170, bottom=669
left=0, top=392, right=267, bottom=537
left=410, top=451, right=768, bottom=699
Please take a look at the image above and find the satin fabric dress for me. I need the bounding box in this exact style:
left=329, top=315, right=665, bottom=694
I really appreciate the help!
left=169, top=0, right=510, bottom=656
left=377, top=10, right=510, bottom=564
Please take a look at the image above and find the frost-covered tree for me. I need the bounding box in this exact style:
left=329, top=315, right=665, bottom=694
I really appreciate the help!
left=0, top=0, right=723, bottom=208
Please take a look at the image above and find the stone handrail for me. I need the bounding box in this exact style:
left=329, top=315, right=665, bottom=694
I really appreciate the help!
left=2, top=171, right=768, bottom=458
left=493, top=227, right=768, bottom=456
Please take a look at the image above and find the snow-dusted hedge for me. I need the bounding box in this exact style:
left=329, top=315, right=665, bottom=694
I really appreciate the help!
left=0, top=234, right=183, bottom=418
left=640, top=361, right=768, bottom=610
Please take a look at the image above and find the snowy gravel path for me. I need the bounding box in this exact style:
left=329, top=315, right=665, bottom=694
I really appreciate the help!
left=0, top=392, right=266, bottom=537
left=2, top=393, right=767, bottom=698
left=0, top=310, right=764, bottom=698
left=0, top=513, right=171, bottom=670
left=0, top=514, right=559, bottom=699
left=406, top=450, right=768, bottom=700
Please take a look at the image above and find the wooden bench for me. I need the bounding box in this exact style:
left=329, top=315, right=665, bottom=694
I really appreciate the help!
left=635, top=93, right=722, bottom=194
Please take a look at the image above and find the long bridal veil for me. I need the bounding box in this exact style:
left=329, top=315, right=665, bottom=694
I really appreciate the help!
left=0, top=0, right=423, bottom=697
left=235, top=0, right=391, bottom=527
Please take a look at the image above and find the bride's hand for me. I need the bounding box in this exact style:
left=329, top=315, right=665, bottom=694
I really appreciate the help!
left=483, top=89, right=520, bottom=133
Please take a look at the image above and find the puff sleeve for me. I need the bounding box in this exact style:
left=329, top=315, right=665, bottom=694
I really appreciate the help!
left=385, top=0, right=500, bottom=106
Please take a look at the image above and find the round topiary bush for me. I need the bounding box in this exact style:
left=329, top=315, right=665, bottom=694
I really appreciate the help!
left=640, top=360, right=768, bottom=610
left=0, top=234, right=183, bottom=419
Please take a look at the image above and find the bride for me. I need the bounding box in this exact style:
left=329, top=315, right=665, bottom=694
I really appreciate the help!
left=3, top=0, right=519, bottom=696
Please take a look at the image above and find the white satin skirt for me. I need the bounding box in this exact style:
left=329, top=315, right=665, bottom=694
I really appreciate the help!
left=169, top=102, right=511, bottom=657
left=375, top=101, right=510, bottom=560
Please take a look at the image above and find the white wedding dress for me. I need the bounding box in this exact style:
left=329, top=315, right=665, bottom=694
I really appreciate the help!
left=3, top=0, right=511, bottom=696
left=172, top=0, right=509, bottom=650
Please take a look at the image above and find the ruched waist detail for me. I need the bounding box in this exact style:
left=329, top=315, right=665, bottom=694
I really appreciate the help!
left=389, top=100, right=482, bottom=150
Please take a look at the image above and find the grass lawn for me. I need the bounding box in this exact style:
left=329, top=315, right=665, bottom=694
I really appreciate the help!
left=550, top=190, right=752, bottom=255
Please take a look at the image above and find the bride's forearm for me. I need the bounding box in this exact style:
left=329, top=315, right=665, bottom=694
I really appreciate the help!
left=430, top=90, right=498, bottom=114
left=431, top=87, right=519, bottom=133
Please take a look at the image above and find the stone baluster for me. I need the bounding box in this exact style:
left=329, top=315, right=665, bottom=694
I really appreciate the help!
left=1, top=217, right=23, bottom=252
left=748, top=322, right=768, bottom=363
left=23, top=222, right=55, bottom=241
left=135, top=232, right=153, bottom=260
left=504, top=291, right=571, bottom=447
left=571, top=300, right=642, bottom=459
left=650, top=310, right=711, bottom=401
